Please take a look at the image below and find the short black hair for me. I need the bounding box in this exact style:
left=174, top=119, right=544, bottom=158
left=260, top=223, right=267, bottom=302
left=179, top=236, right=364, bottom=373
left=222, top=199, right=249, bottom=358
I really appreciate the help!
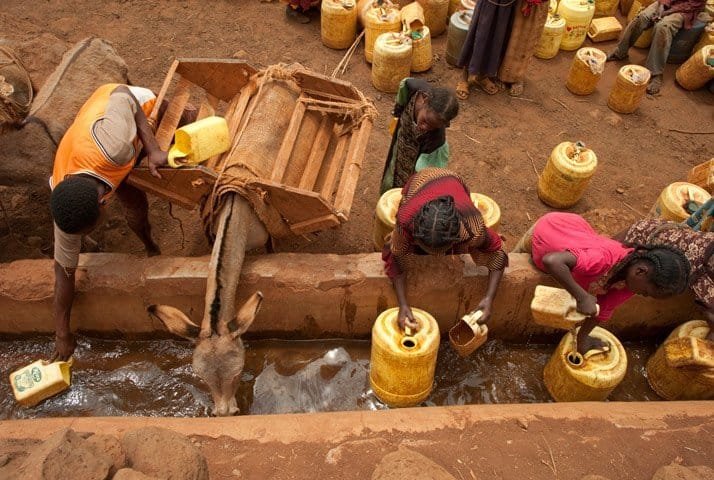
left=412, top=196, right=462, bottom=251
left=50, top=176, right=100, bottom=234
left=425, top=87, right=459, bottom=126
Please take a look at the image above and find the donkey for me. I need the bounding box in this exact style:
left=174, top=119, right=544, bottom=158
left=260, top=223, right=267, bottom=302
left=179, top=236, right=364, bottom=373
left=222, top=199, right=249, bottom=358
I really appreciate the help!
left=148, top=194, right=268, bottom=416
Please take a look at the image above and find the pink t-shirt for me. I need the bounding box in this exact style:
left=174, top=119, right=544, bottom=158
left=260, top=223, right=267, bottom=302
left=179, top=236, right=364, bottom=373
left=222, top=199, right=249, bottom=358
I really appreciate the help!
left=531, top=213, right=635, bottom=321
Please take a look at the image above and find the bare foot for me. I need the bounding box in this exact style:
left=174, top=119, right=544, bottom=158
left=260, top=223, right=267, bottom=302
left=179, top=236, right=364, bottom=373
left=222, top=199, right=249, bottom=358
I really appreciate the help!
left=456, top=80, right=470, bottom=100
left=646, top=75, right=662, bottom=95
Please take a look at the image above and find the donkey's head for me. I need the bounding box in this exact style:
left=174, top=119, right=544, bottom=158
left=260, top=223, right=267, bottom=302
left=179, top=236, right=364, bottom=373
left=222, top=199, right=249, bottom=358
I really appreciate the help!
left=148, top=291, right=263, bottom=416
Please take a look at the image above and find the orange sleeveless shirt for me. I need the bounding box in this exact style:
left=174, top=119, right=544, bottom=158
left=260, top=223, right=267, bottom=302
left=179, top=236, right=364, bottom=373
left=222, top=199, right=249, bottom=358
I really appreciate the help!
left=50, top=83, right=156, bottom=198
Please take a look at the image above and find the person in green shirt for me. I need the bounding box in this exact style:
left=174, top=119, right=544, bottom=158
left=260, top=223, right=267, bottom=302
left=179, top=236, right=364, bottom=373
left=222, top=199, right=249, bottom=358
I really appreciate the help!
left=380, top=78, right=459, bottom=195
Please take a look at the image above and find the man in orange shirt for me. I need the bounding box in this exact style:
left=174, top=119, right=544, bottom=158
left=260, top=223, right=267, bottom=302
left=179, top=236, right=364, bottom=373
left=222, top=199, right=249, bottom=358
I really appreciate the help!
left=50, top=84, right=167, bottom=360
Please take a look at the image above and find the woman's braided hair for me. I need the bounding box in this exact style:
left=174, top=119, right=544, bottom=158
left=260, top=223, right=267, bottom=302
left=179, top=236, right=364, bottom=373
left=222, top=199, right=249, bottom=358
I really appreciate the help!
left=611, top=243, right=691, bottom=295
left=412, top=195, right=462, bottom=251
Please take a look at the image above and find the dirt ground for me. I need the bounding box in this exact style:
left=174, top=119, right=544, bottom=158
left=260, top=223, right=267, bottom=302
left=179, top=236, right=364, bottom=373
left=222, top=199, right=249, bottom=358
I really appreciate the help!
left=1, top=0, right=712, bottom=262
left=0, top=413, right=712, bottom=479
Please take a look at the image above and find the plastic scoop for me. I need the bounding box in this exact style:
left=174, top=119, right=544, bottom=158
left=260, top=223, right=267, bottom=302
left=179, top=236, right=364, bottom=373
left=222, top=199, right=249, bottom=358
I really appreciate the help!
left=449, top=310, right=488, bottom=358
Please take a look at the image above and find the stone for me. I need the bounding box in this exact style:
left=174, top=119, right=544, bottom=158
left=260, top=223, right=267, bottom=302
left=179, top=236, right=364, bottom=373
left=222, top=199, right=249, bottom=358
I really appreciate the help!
left=232, top=50, right=248, bottom=58
left=122, top=427, right=208, bottom=480
left=10, top=428, right=112, bottom=480
left=86, top=434, right=126, bottom=476
left=581, top=476, right=612, bottom=480
left=371, top=447, right=456, bottom=480
left=113, top=468, right=160, bottom=480
left=29, top=37, right=129, bottom=145
left=651, top=464, right=714, bottom=480
left=616, top=187, right=625, bottom=194
left=605, top=113, right=622, bottom=127
left=0, top=454, right=9, bottom=467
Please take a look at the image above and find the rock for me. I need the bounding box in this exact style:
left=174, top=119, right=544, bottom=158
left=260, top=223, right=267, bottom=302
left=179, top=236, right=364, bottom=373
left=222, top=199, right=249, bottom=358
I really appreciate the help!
left=326, top=438, right=391, bottom=465
left=232, top=50, right=248, bottom=58
left=581, top=476, right=612, bottom=480
left=651, top=464, right=714, bottom=480
left=29, top=37, right=129, bottom=144
left=121, top=427, right=208, bottom=480
left=86, top=434, right=126, bottom=476
left=516, top=418, right=529, bottom=430
left=0, top=122, right=57, bottom=187
left=0, top=454, right=9, bottom=467
left=371, top=447, right=456, bottom=480
left=616, top=187, right=625, bottom=194
left=10, top=428, right=112, bottom=480
left=588, top=109, right=602, bottom=120
left=113, top=468, right=160, bottom=480
left=605, top=113, right=622, bottom=127
left=26, top=236, right=44, bottom=248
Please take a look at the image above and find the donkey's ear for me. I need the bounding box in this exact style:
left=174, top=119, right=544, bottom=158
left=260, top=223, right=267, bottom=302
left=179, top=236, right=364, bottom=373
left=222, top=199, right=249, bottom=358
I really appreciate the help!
left=148, top=305, right=200, bottom=340
left=230, top=292, right=263, bottom=339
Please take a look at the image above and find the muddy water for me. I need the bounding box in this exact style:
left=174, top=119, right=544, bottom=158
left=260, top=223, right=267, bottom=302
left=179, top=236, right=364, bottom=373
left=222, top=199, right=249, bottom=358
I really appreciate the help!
left=0, top=337, right=659, bottom=419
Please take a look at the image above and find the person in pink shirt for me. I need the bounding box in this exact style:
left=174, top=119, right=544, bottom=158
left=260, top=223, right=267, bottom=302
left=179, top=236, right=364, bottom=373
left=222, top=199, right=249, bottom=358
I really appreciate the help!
left=514, top=212, right=691, bottom=354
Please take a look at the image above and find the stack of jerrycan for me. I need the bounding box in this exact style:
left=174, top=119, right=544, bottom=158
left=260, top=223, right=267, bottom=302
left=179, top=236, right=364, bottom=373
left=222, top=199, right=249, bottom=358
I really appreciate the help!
left=646, top=320, right=714, bottom=400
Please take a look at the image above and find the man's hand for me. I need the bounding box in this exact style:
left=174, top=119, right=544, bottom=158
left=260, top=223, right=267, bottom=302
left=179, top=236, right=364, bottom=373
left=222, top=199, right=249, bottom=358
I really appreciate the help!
left=147, top=149, right=168, bottom=179
left=575, top=293, right=599, bottom=318
left=398, top=304, right=418, bottom=332
left=54, top=332, right=76, bottom=361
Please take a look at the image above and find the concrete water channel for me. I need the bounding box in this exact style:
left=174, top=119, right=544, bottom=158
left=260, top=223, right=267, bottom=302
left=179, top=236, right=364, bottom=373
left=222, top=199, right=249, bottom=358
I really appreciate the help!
left=0, top=252, right=710, bottom=478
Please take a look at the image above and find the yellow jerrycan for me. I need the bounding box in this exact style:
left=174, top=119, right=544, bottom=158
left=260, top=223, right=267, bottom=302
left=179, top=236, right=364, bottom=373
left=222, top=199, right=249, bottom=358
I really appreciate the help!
left=530, top=285, right=599, bottom=330
left=687, top=158, right=714, bottom=194
left=543, top=326, right=627, bottom=401
left=648, top=182, right=711, bottom=223
left=535, top=14, right=567, bottom=59
left=417, top=0, right=450, bottom=37
left=167, top=116, right=230, bottom=168
left=538, top=141, right=598, bottom=209
left=373, top=188, right=403, bottom=250
left=372, top=33, right=413, bottom=93
left=607, top=64, right=650, bottom=114
left=449, top=310, right=488, bottom=357
left=10, top=358, right=73, bottom=407
left=646, top=320, right=714, bottom=400
left=566, top=47, right=606, bottom=95
left=410, top=26, right=433, bottom=73
left=470, top=193, right=502, bottom=231
left=676, top=45, right=714, bottom=91
left=321, top=0, right=358, bottom=50
left=369, top=307, right=440, bottom=407
left=557, top=0, right=596, bottom=51
left=364, top=3, right=402, bottom=63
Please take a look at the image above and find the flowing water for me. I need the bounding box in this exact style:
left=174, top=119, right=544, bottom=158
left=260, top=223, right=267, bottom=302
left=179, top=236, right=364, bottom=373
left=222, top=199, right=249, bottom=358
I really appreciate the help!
left=0, top=336, right=660, bottom=419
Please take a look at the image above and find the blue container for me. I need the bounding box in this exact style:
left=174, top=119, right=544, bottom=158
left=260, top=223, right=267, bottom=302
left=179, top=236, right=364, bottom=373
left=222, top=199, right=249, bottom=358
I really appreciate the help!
left=667, top=19, right=707, bottom=64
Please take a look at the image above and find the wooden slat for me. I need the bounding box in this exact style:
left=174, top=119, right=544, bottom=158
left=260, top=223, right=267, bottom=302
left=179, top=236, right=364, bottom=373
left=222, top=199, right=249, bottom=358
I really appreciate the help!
left=126, top=166, right=217, bottom=210
left=227, top=81, right=257, bottom=141
left=149, top=59, right=179, bottom=127
left=270, top=95, right=307, bottom=182
left=298, top=116, right=332, bottom=191
left=293, top=69, right=362, bottom=101
left=334, top=119, right=373, bottom=218
left=154, top=77, right=192, bottom=151
left=248, top=179, right=335, bottom=225
left=320, top=131, right=349, bottom=201
left=175, top=59, right=257, bottom=102
left=196, top=93, right=219, bottom=120
left=290, top=214, right=341, bottom=236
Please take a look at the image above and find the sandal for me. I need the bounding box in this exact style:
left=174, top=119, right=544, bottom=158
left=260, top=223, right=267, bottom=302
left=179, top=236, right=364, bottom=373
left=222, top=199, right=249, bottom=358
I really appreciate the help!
left=456, top=80, right=470, bottom=100
left=476, top=77, right=499, bottom=95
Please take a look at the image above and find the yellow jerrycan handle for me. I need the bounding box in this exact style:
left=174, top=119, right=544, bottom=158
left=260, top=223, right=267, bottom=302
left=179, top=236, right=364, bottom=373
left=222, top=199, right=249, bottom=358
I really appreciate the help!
left=565, top=297, right=600, bottom=322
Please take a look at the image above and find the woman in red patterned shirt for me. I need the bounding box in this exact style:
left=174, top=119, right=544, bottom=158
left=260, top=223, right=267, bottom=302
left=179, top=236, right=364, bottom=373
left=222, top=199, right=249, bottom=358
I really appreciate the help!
left=382, top=168, right=508, bottom=331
